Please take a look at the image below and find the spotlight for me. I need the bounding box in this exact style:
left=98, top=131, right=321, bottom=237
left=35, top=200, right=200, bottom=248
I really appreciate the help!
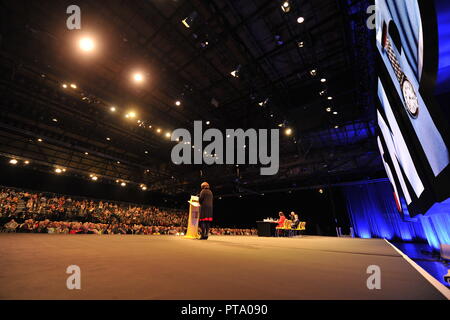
left=175, top=100, right=181, bottom=106
left=52, top=118, right=58, bottom=122
left=165, top=132, right=171, bottom=138
left=91, top=175, right=98, bottom=181
left=182, top=11, right=198, bottom=28
left=70, top=83, right=77, bottom=89
left=62, top=84, right=68, bottom=89
left=9, top=159, right=18, bottom=165
left=333, top=111, right=338, bottom=115
left=79, top=37, right=95, bottom=52
left=334, top=125, right=339, bottom=129
left=106, top=137, right=111, bottom=141
left=297, top=41, right=304, bottom=48
left=230, top=65, right=241, bottom=78
left=110, top=106, right=116, bottom=112
left=285, top=128, right=293, bottom=136
left=310, top=69, right=317, bottom=76
left=281, top=1, right=291, bottom=13
left=55, top=168, right=62, bottom=174
left=326, top=107, right=332, bottom=112
left=85, top=152, right=89, bottom=155
left=37, top=138, right=43, bottom=142
left=328, top=96, right=333, bottom=100
left=126, top=111, right=137, bottom=118
left=321, top=78, right=327, bottom=83
left=297, top=17, right=305, bottom=24
left=24, top=160, right=30, bottom=165
left=120, top=182, right=126, bottom=187
left=319, top=188, right=324, bottom=194
left=206, top=121, right=210, bottom=125
left=156, top=128, right=161, bottom=134
left=132, top=73, right=144, bottom=83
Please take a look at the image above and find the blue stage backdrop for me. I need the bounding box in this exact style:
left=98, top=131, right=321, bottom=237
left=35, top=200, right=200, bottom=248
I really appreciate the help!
left=343, top=180, right=450, bottom=250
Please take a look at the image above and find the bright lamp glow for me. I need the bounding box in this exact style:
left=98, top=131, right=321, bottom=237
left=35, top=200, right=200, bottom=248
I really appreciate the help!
left=297, top=17, right=305, bottom=24
left=55, top=168, right=62, bottom=174
left=9, top=159, right=18, bottom=165
left=285, top=128, right=293, bottom=136
left=79, top=37, right=95, bottom=52
left=133, top=73, right=144, bottom=83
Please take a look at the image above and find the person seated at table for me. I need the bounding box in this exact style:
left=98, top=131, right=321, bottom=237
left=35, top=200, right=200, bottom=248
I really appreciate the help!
left=291, top=213, right=300, bottom=229
left=276, top=212, right=286, bottom=228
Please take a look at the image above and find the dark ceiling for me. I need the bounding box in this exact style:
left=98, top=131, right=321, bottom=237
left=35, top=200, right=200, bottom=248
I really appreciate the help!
left=0, top=0, right=382, bottom=197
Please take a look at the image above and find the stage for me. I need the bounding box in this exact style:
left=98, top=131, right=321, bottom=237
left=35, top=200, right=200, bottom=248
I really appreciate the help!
left=0, top=234, right=447, bottom=300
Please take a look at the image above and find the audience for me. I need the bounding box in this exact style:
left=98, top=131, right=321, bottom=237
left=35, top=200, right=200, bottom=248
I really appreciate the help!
left=0, top=187, right=256, bottom=236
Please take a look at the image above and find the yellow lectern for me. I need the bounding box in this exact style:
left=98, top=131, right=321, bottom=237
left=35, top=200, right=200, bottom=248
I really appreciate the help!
left=185, top=195, right=200, bottom=239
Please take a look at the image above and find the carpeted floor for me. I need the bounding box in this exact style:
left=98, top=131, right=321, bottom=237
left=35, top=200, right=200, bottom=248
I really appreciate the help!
left=0, top=234, right=446, bottom=300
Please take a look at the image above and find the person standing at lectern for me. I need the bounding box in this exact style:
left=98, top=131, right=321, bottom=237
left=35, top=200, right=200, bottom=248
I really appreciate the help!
left=199, top=182, right=213, bottom=240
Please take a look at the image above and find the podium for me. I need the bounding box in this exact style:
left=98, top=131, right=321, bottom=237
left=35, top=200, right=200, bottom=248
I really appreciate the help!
left=185, top=195, right=200, bottom=239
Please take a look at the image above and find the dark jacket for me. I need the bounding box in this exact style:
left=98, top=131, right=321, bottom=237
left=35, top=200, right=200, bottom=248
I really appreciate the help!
left=199, top=188, right=213, bottom=220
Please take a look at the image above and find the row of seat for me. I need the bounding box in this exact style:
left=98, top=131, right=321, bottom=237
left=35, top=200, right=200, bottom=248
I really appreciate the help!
left=276, top=220, right=306, bottom=237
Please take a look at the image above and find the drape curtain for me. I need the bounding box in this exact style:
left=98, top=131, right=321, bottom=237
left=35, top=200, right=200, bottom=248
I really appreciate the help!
left=343, top=181, right=450, bottom=250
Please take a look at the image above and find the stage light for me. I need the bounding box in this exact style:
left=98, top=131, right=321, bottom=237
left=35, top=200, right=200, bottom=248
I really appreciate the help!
left=281, top=1, right=291, bottom=13
left=326, top=107, right=332, bottom=112
left=62, top=84, right=68, bottom=89
left=333, top=111, right=338, bottom=115
left=52, top=118, right=58, bottom=122
left=334, top=125, right=339, bottom=129
left=145, top=151, right=149, bottom=154
left=278, top=123, right=283, bottom=127
left=132, top=73, right=144, bottom=83
left=297, top=41, right=304, bottom=48
left=115, top=180, right=119, bottom=183
left=175, top=100, right=181, bottom=106
left=310, top=69, right=317, bottom=76
left=85, top=152, right=89, bottom=155
left=55, top=168, right=62, bottom=174
left=297, top=17, right=305, bottom=24
left=321, top=78, right=327, bottom=83
left=79, top=37, right=95, bottom=52
left=117, top=161, right=120, bottom=164
left=206, top=121, right=210, bottom=125
left=24, top=160, right=30, bottom=165
left=120, top=182, right=126, bottom=187
left=156, top=128, right=161, bottom=134
left=142, top=186, right=147, bottom=191
left=110, top=106, right=116, bottom=112
left=70, top=83, right=77, bottom=89
left=285, top=128, right=293, bottom=136
left=9, top=159, right=18, bottom=165
left=328, top=96, right=333, bottom=100
left=165, top=132, right=171, bottom=138
left=319, top=188, right=324, bottom=194
left=91, top=175, right=98, bottom=181
left=106, top=137, right=111, bottom=141
left=37, top=138, right=43, bottom=142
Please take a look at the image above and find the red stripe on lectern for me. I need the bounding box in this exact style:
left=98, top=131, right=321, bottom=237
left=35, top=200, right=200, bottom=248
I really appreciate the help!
left=199, top=218, right=213, bottom=221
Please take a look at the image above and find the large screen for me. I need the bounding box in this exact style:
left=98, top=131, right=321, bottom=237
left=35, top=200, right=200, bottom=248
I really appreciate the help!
left=376, top=0, right=450, bottom=216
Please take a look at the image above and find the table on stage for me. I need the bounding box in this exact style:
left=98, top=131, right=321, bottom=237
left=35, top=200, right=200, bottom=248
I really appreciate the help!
left=256, top=221, right=277, bottom=237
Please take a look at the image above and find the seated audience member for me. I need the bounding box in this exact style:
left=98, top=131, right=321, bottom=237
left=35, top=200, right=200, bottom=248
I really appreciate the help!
left=4, top=219, right=19, bottom=232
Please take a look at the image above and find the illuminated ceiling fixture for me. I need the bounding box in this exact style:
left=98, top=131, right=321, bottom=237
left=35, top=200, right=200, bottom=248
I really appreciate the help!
left=230, top=65, right=241, bottom=78
left=24, top=160, right=30, bottom=165
left=328, top=96, right=333, bottom=100
left=205, top=121, right=210, bottom=125
left=127, top=111, right=137, bottom=118
left=326, top=107, right=332, bottom=112
left=52, top=118, right=58, bottom=122
left=333, top=111, right=338, bottom=115
left=145, top=151, right=149, bottom=154
left=297, top=17, right=305, bottom=24
left=132, top=73, right=144, bottom=83
left=9, top=159, right=18, bottom=165
left=297, top=41, right=304, bottom=48
left=106, top=137, right=111, bottom=141
left=156, top=128, right=162, bottom=134
left=85, top=152, right=89, bottom=155
left=110, top=106, right=116, bottom=112
left=175, top=100, right=181, bottom=106
left=120, top=182, right=126, bottom=187
left=321, top=78, right=327, bottom=83
left=310, top=69, right=317, bottom=76
left=62, top=84, right=68, bottom=89
left=70, top=83, right=77, bottom=89
left=285, top=128, right=293, bottom=136
left=319, top=90, right=326, bottom=96
left=79, top=37, right=95, bottom=52
left=334, top=125, right=339, bottom=129
left=37, top=138, right=43, bottom=142
left=165, top=132, right=171, bottom=138
left=55, top=168, right=62, bottom=174
left=319, top=188, right=324, bottom=194
left=181, top=11, right=198, bottom=28
left=91, top=175, right=98, bottom=181
left=281, top=1, right=291, bottom=13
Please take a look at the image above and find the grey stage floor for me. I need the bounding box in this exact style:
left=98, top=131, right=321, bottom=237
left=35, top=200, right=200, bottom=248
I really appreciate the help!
left=0, top=234, right=446, bottom=300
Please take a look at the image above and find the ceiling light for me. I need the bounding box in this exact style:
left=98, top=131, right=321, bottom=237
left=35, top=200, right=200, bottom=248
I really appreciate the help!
left=55, top=168, right=62, bottom=174
left=297, top=17, right=305, bottom=24
left=62, top=84, right=68, bottom=89
left=182, top=11, right=198, bottom=28
left=310, top=69, right=317, bottom=76
left=206, top=121, right=210, bottom=125
left=126, top=111, right=136, bottom=118
left=110, top=106, right=116, bottom=112
left=285, top=128, right=293, bottom=136
left=175, top=100, right=181, bottom=106
left=120, top=182, right=126, bottom=187
left=326, top=107, right=332, bottom=112
left=52, top=118, right=58, bottom=122
left=333, top=111, right=338, bottom=115
left=328, top=96, right=333, bottom=100
left=106, top=137, right=111, bottom=141
left=156, top=128, right=161, bottom=133
left=85, top=152, right=89, bottom=155
left=165, top=132, right=171, bottom=138
left=9, top=159, right=18, bottom=165
left=297, top=41, right=304, bottom=48
left=91, top=175, right=98, bottom=181
left=281, top=1, right=291, bottom=13
left=141, top=186, right=147, bottom=191
left=37, top=138, right=43, bottom=142
left=132, top=73, right=144, bottom=83
left=24, top=160, right=30, bottom=165
left=70, top=83, right=77, bottom=89
left=334, top=125, right=339, bottom=129
left=117, top=161, right=120, bottom=164
left=79, top=37, right=95, bottom=52
left=321, top=78, right=327, bottom=83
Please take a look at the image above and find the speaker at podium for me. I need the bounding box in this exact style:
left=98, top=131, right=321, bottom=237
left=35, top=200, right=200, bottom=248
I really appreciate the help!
left=185, top=195, right=200, bottom=239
